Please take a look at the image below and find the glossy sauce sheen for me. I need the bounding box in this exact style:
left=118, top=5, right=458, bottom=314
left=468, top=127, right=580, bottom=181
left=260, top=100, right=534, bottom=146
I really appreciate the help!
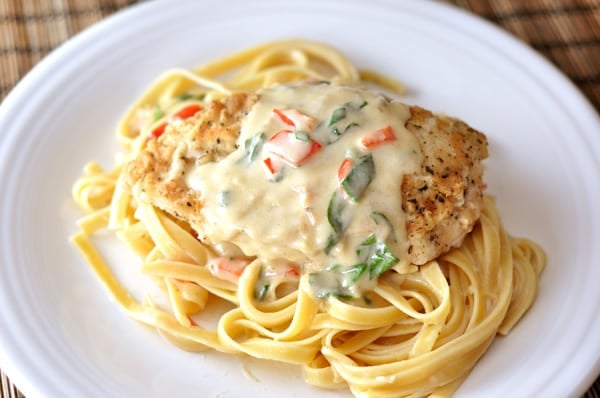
left=186, top=83, right=422, bottom=273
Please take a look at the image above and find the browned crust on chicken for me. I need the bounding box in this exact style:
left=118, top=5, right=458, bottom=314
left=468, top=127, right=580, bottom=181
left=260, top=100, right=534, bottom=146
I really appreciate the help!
left=402, top=106, right=488, bottom=265
left=125, top=93, right=258, bottom=221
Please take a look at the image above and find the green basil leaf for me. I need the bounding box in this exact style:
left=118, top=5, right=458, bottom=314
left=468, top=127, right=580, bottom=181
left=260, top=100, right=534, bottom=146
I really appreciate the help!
left=360, top=234, right=377, bottom=246
left=340, top=263, right=367, bottom=288
left=333, top=292, right=353, bottom=301
left=371, top=211, right=397, bottom=243
left=344, top=122, right=359, bottom=133
left=294, top=131, right=310, bottom=143
left=324, top=233, right=338, bottom=255
left=153, top=105, right=164, bottom=122
left=244, top=132, right=265, bottom=163
left=340, top=154, right=375, bottom=202
left=176, top=92, right=206, bottom=101
left=368, top=244, right=399, bottom=279
left=255, top=283, right=270, bottom=301
left=328, top=107, right=347, bottom=126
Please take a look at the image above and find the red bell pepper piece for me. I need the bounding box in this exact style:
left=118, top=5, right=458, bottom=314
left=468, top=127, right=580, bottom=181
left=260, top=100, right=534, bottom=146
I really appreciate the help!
left=150, top=104, right=202, bottom=138
left=361, top=125, right=396, bottom=149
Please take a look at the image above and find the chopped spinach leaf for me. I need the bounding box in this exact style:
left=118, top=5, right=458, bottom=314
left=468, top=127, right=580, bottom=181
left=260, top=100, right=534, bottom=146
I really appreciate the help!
left=294, top=131, right=310, bottom=143
left=327, top=189, right=349, bottom=235
left=333, top=292, right=354, bottom=301
left=328, top=107, right=347, bottom=126
left=344, top=122, right=359, bottom=132
left=255, top=283, right=270, bottom=301
left=368, top=244, right=398, bottom=279
left=324, top=233, right=338, bottom=255
left=308, top=262, right=370, bottom=301
left=153, top=105, right=164, bottom=122
left=340, top=263, right=367, bottom=288
left=268, top=166, right=286, bottom=183
left=243, top=132, right=265, bottom=164
left=357, top=234, right=399, bottom=279
left=340, top=154, right=375, bottom=202
left=176, top=92, right=206, bottom=101
left=371, top=211, right=397, bottom=243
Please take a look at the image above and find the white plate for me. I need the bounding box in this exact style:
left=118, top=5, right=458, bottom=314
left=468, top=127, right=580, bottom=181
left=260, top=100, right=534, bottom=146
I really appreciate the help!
left=1, top=0, right=599, bottom=397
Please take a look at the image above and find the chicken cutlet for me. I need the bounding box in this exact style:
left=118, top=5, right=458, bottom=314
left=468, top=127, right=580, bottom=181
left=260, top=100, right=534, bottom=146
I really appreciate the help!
left=125, top=82, right=488, bottom=270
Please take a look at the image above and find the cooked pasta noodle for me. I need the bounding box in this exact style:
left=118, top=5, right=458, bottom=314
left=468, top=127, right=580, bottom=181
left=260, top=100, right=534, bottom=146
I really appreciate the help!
left=70, top=39, right=545, bottom=397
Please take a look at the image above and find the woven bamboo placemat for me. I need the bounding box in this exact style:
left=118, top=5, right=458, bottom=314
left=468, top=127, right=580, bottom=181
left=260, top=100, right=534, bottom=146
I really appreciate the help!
left=0, top=1, right=599, bottom=397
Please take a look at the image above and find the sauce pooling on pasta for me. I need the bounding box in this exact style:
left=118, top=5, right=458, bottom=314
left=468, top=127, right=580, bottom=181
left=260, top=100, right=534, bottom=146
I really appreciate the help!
left=186, top=83, right=422, bottom=297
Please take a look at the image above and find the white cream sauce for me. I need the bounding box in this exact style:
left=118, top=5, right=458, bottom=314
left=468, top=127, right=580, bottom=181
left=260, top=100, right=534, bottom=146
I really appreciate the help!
left=186, top=83, right=422, bottom=278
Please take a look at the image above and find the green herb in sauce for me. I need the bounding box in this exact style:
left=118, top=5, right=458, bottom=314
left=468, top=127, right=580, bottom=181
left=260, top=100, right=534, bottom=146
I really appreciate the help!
left=308, top=267, right=352, bottom=300
left=325, top=188, right=355, bottom=253
left=243, top=132, right=266, bottom=164
left=255, top=282, right=270, bottom=301
left=308, top=263, right=367, bottom=300
left=325, top=99, right=368, bottom=142
left=327, top=190, right=348, bottom=235
left=371, top=211, right=397, bottom=243
left=328, top=107, right=347, bottom=126
left=357, top=234, right=399, bottom=279
left=294, top=131, right=310, bottom=143
left=253, top=266, right=270, bottom=301
left=340, top=263, right=368, bottom=288
left=325, top=154, right=375, bottom=252
left=310, top=235, right=399, bottom=300
left=269, top=167, right=286, bottom=183
left=175, top=92, right=206, bottom=101
left=340, top=153, right=375, bottom=202
left=344, top=122, right=360, bottom=132
left=324, top=233, right=338, bottom=255
left=153, top=105, right=164, bottom=122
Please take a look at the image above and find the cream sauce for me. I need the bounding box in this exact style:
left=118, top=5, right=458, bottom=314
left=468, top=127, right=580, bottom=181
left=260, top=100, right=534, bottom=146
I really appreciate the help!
left=186, top=83, right=422, bottom=278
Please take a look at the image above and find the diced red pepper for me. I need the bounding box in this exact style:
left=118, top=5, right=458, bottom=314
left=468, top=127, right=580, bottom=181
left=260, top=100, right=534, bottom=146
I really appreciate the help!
left=150, top=104, right=202, bottom=138
left=284, top=266, right=300, bottom=277
left=263, top=264, right=301, bottom=279
left=207, top=256, right=251, bottom=283
left=273, top=108, right=295, bottom=127
left=273, top=108, right=316, bottom=131
left=151, top=121, right=168, bottom=138
left=174, top=104, right=202, bottom=119
left=361, top=125, right=396, bottom=149
left=337, top=158, right=353, bottom=182
left=303, top=140, right=322, bottom=162
left=268, top=129, right=293, bottom=145
left=263, top=157, right=282, bottom=175
left=264, top=129, right=322, bottom=168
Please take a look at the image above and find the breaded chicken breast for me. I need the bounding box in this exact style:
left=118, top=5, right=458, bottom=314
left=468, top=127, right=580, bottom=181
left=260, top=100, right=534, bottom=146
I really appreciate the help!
left=126, top=92, right=258, bottom=221
left=125, top=83, right=487, bottom=268
left=402, top=106, right=488, bottom=264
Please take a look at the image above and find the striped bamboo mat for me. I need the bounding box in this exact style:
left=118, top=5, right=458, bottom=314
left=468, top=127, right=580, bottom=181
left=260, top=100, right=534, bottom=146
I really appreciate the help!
left=0, top=1, right=599, bottom=397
